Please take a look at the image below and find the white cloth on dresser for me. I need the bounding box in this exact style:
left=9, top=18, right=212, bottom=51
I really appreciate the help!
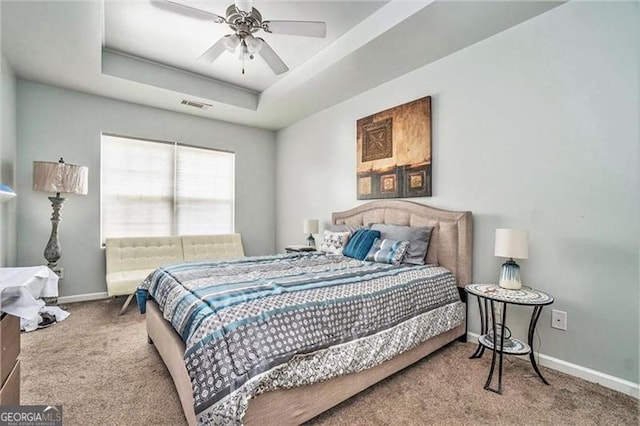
left=0, top=266, right=67, bottom=331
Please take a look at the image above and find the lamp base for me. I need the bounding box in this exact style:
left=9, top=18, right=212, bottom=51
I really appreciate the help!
left=306, top=234, right=316, bottom=247
left=44, top=195, right=65, bottom=269
left=499, top=259, right=522, bottom=290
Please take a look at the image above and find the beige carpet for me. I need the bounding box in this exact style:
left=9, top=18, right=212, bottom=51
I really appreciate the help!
left=20, top=299, right=638, bottom=425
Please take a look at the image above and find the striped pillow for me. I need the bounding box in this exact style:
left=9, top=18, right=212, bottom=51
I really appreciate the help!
left=365, top=238, right=411, bottom=265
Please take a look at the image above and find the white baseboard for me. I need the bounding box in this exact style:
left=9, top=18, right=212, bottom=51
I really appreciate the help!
left=467, top=332, right=639, bottom=399
left=57, top=292, right=109, bottom=304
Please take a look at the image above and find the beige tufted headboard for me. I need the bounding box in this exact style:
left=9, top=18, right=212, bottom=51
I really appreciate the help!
left=332, top=200, right=472, bottom=287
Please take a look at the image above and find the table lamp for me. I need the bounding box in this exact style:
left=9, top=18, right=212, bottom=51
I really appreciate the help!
left=304, top=219, right=319, bottom=247
left=33, top=158, right=88, bottom=272
left=494, top=228, right=528, bottom=290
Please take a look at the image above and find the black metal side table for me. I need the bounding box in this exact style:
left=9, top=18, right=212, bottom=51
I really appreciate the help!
left=465, top=283, right=554, bottom=394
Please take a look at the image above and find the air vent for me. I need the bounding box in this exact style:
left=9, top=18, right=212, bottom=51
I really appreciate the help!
left=180, top=99, right=212, bottom=110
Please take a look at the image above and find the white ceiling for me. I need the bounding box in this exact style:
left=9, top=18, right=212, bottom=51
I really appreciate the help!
left=1, top=1, right=563, bottom=131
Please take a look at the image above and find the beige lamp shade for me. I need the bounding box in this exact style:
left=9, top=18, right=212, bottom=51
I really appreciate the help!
left=494, top=229, right=529, bottom=259
left=303, top=219, right=319, bottom=234
left=33, top=160, right=88, bottom=195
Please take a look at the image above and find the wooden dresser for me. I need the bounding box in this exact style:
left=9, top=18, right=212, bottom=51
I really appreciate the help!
left=0, top=313, right=20, bottom=405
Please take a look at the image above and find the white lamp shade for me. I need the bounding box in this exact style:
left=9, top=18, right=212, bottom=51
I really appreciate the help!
left=244, top=34, right=262, bottom=54
left=303, top=219, right=319, bottom=234
left=234, top=0, right=253, bottom=13
left=33, top=161, right=88, bottom=195
left=223, top=34, right=240, bottom=53
left=0, top=184, right=16, bottom=201
left=494, top=228, right=529, bottom=259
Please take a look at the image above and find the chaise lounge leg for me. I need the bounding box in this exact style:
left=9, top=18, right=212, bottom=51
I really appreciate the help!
left=118, top=293, right=135, bottom=316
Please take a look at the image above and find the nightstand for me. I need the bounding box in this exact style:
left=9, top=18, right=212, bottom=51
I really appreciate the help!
left=465, top=283, right=553, bottom=394
left=0, top=313, right=20, bottom=405
left=285, top=245, right=316, bottom=253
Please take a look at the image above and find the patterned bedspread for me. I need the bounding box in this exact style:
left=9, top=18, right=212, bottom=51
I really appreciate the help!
left=138, top=252, right=464, bottom=425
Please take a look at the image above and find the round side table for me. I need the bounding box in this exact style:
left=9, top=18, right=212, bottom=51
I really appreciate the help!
left=465, top=283, right=554, bottom=394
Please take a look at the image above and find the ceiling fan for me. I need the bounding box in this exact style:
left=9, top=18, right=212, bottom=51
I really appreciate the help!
left=154, top=0, right=327, bottom=75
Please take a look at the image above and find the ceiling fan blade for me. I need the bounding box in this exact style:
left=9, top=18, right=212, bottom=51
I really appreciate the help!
left=256, top=38, right=289, bottom=75
left=262, top=20, right=326, bottom=38
left=198, top=37, right=227, bottom=63
left=152, top=0, right=225, bottom=23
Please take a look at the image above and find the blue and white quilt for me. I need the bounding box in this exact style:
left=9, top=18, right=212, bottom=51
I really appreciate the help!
left=138, top=252, right=464, bottom=424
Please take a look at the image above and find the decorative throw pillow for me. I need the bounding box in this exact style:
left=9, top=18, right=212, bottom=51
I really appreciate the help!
left=342, top=229, right=381, bottom=260
left=365, top=238, right=411, bottom=265
left=318, top=230, right=351, bottom=255
left=369, top=224, right=433, bottom=265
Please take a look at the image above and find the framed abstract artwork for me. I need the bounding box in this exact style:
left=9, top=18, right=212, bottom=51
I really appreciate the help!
left=356, top=96, right=432, bottom=199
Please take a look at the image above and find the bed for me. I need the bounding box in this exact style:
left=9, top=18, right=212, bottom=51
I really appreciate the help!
left=141, top=200, right=472, bottom=425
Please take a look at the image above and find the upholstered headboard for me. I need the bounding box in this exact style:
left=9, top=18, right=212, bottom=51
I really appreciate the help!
left=332, top=200, right=472, bottom=287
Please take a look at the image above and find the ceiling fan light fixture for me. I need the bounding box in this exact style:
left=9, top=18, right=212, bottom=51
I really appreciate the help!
left=223, top=34, right=240, bottom=52
left=234, top=0, right=253, bottom=14
left=162, top=0, right=326, bottom=75
left=244, top=34, right=262, bottom=54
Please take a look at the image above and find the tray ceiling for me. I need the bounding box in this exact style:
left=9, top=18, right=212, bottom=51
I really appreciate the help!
left=1, top=1, right=563, bottom=130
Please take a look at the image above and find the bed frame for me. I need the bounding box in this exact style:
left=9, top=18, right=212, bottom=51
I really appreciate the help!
left=146, top=200, right=472, bottom=425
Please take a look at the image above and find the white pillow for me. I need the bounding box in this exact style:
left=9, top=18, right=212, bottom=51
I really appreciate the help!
left=318, top=230, right=351, bottom=255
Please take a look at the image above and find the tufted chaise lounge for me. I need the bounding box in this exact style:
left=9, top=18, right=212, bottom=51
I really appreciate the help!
left=181, top=234, right=246, bottom=262
left=105, top=234, right=244, bottom=314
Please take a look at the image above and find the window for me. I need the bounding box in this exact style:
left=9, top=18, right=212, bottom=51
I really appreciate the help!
left=101, top=134, right=234, bottom=241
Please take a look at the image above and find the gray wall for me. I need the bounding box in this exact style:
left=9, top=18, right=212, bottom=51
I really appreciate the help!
left=17, top=81, right=276, bottom=297
left=275, top=2, right=639, bottom=383
left=0, top=54, right=17, bottom=267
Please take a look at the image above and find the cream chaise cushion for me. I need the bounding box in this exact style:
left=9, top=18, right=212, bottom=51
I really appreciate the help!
left=105, top=236, right=183, bottom=297
left=106, top=269, right=154, bottom=298
left=181, top=234, right=244, bottom=262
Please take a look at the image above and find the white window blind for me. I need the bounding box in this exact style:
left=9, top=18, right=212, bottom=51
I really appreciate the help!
left=176, top=145, right=235, bottom=235
left=101, top=134, right=234, bottom=241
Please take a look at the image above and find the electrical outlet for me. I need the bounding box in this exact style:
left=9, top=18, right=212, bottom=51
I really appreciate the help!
left=551, top=309, right=567, bottom=330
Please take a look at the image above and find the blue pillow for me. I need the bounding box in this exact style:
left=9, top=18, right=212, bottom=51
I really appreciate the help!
left=342, top=229, right=381, bottom=260
left=365, top=238, right=411, bottom=265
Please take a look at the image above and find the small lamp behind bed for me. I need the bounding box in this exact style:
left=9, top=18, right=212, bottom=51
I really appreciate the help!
left=304, top=219, right=319, bottom=247
left=494, top=228, right=528, bottom=290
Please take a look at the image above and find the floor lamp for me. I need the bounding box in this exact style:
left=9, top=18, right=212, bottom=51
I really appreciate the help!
left=33, top=158, right=88, bottom=281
